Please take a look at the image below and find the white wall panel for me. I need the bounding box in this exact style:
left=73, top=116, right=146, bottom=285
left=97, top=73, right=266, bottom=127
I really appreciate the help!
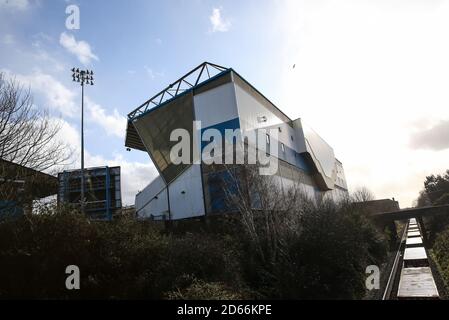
left=291, top=118, right=308, bottom=153
left=302, top=123, right=336, bottom=179
left=168, top=165, right=205, bottom=220
left=136, top=175, right=169, bottom=219
left=193, top=82, right=239, bottom=128
left=234, top=83, right=301, bottom=153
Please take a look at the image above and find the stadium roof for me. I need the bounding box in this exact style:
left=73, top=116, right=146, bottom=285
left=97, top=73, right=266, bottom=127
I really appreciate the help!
left=127, top=62, right=228, bottom=120
left=125, top=62, right=292, bottom=152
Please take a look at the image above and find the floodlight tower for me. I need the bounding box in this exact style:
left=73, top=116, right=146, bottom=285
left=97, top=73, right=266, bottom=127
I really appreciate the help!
left=71, top=68, right=94, bottom=214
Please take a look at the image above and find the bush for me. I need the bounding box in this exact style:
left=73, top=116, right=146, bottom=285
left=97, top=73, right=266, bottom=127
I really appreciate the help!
left=0, top=206, right=247, bottom=299
left=0, top=199, right=388, bottom=300
left=166, top=279, right=247, bottom=300
left=432, top=229, right=449, bottom=286
left=236, top=199, right=388, bottom=299
left=0, top=208, right=170, bottom=299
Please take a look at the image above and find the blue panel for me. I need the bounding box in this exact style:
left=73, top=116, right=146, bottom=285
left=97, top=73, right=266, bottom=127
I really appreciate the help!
left=206, top=169, right=240, bottom=213
left=269, top=136, right=312, bottom=173
left=106, top=166, right=111, bottom=221
left=295, top=152, right=312, bottom=173
left=200, top=117, right=312, bottom=174
left=200, top=117, right=241, bottom=151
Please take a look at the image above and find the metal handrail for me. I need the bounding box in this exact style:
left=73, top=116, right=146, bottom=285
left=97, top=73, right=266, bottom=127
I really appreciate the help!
left=382, top=222, right=408, bottom=300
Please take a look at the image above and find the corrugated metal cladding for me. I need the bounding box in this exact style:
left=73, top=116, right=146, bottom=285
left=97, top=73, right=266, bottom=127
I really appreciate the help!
left=133, top=92, right=195, bottom=184
left=130, top=64, right=349, bottom=220
left=125, top=122, right=146, bottom=151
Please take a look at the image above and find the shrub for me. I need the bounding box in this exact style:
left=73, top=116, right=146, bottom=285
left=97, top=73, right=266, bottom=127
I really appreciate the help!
left=235, top=199, right=388, bottom=299
left=0, top=206, right=246, bottom=299
left=166, top=279, right=247, bottom=300
left=432, top=229, right=449, bottom=286
left=0, top=197, right=388, bottom=300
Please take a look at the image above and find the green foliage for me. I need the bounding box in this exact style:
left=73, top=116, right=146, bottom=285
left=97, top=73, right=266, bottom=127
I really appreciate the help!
left=417, top=170, right=449, bottom=243
left=166, top=279, right=247, bottom=300
left=432, top=229, right=449, bottom=286
left=424, top=170, right=449, bottom=204
left=237, top=200, right=387, bottom=299
left=0, top=202, right=387, bottom=300
left=0, top=207, right=243, bottom=299
left=435, top=193, right=449, bottom=206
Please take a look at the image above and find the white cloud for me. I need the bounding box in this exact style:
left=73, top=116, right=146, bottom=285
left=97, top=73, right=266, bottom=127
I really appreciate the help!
left=86, top=97, right=127, bottom=139
left=275, top=0, right=449, bottom=207
left=144, top=66, right=155, bottom=79
left=31, top=32, right=53, bottom=48
left=55, top=118, right=80, bottom=150
left=28, top=49, right=66, bottom=72
left=0, top=0, right=29, bottom=10
left=209, top=7, right=231, bottom=32
left=144, top=65, right=163, bottom=79
left=410, top=120, right=449, bottom=151
left=59, top=32, right=99, bottom=65
left=1, top=68, right=77, bottom=117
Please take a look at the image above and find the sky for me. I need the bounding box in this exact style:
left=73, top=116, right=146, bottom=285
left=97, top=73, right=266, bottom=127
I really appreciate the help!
left=1, top=0, right=448, bottom=207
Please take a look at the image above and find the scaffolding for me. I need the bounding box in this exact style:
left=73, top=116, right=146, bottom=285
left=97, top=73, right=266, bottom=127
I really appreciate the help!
left=57, top=166, right=121, bottom=220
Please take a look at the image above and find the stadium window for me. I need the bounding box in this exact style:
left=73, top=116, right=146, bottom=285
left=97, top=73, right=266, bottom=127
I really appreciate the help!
left=281, top=143, right=285, bottom=153
left=266, top=134, right=270, bottom=145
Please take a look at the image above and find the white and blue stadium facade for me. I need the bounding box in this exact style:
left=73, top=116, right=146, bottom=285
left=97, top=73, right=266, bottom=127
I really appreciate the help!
left=125, top=62, right=348, bottom=220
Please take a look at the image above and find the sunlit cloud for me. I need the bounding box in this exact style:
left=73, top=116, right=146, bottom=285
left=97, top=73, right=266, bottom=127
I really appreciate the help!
left=1, top=68, right=77, bottom=117
left=275, top=0, right=449, bottom=207
left=59, top=32, right=99, bottom=65
left=209, top=7, right=231, bottom=33
left=86, top=97, right=127, bottom=139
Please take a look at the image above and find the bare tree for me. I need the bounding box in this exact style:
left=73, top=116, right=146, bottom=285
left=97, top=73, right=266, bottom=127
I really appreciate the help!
left=0, top=72, right=71, bottom=206
left=351, top=186, right=375, bottom=203
left=215, top=162, right=312, bottom=266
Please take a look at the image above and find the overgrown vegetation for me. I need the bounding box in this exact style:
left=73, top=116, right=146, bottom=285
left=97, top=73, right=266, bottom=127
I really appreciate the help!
left=0, top=71, right=389, bottom=299
left=418, top=170, right=449, bottom=291
left=433, top=230, right=449, bottom=288
left=0, top=194, right=387, bottom=300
